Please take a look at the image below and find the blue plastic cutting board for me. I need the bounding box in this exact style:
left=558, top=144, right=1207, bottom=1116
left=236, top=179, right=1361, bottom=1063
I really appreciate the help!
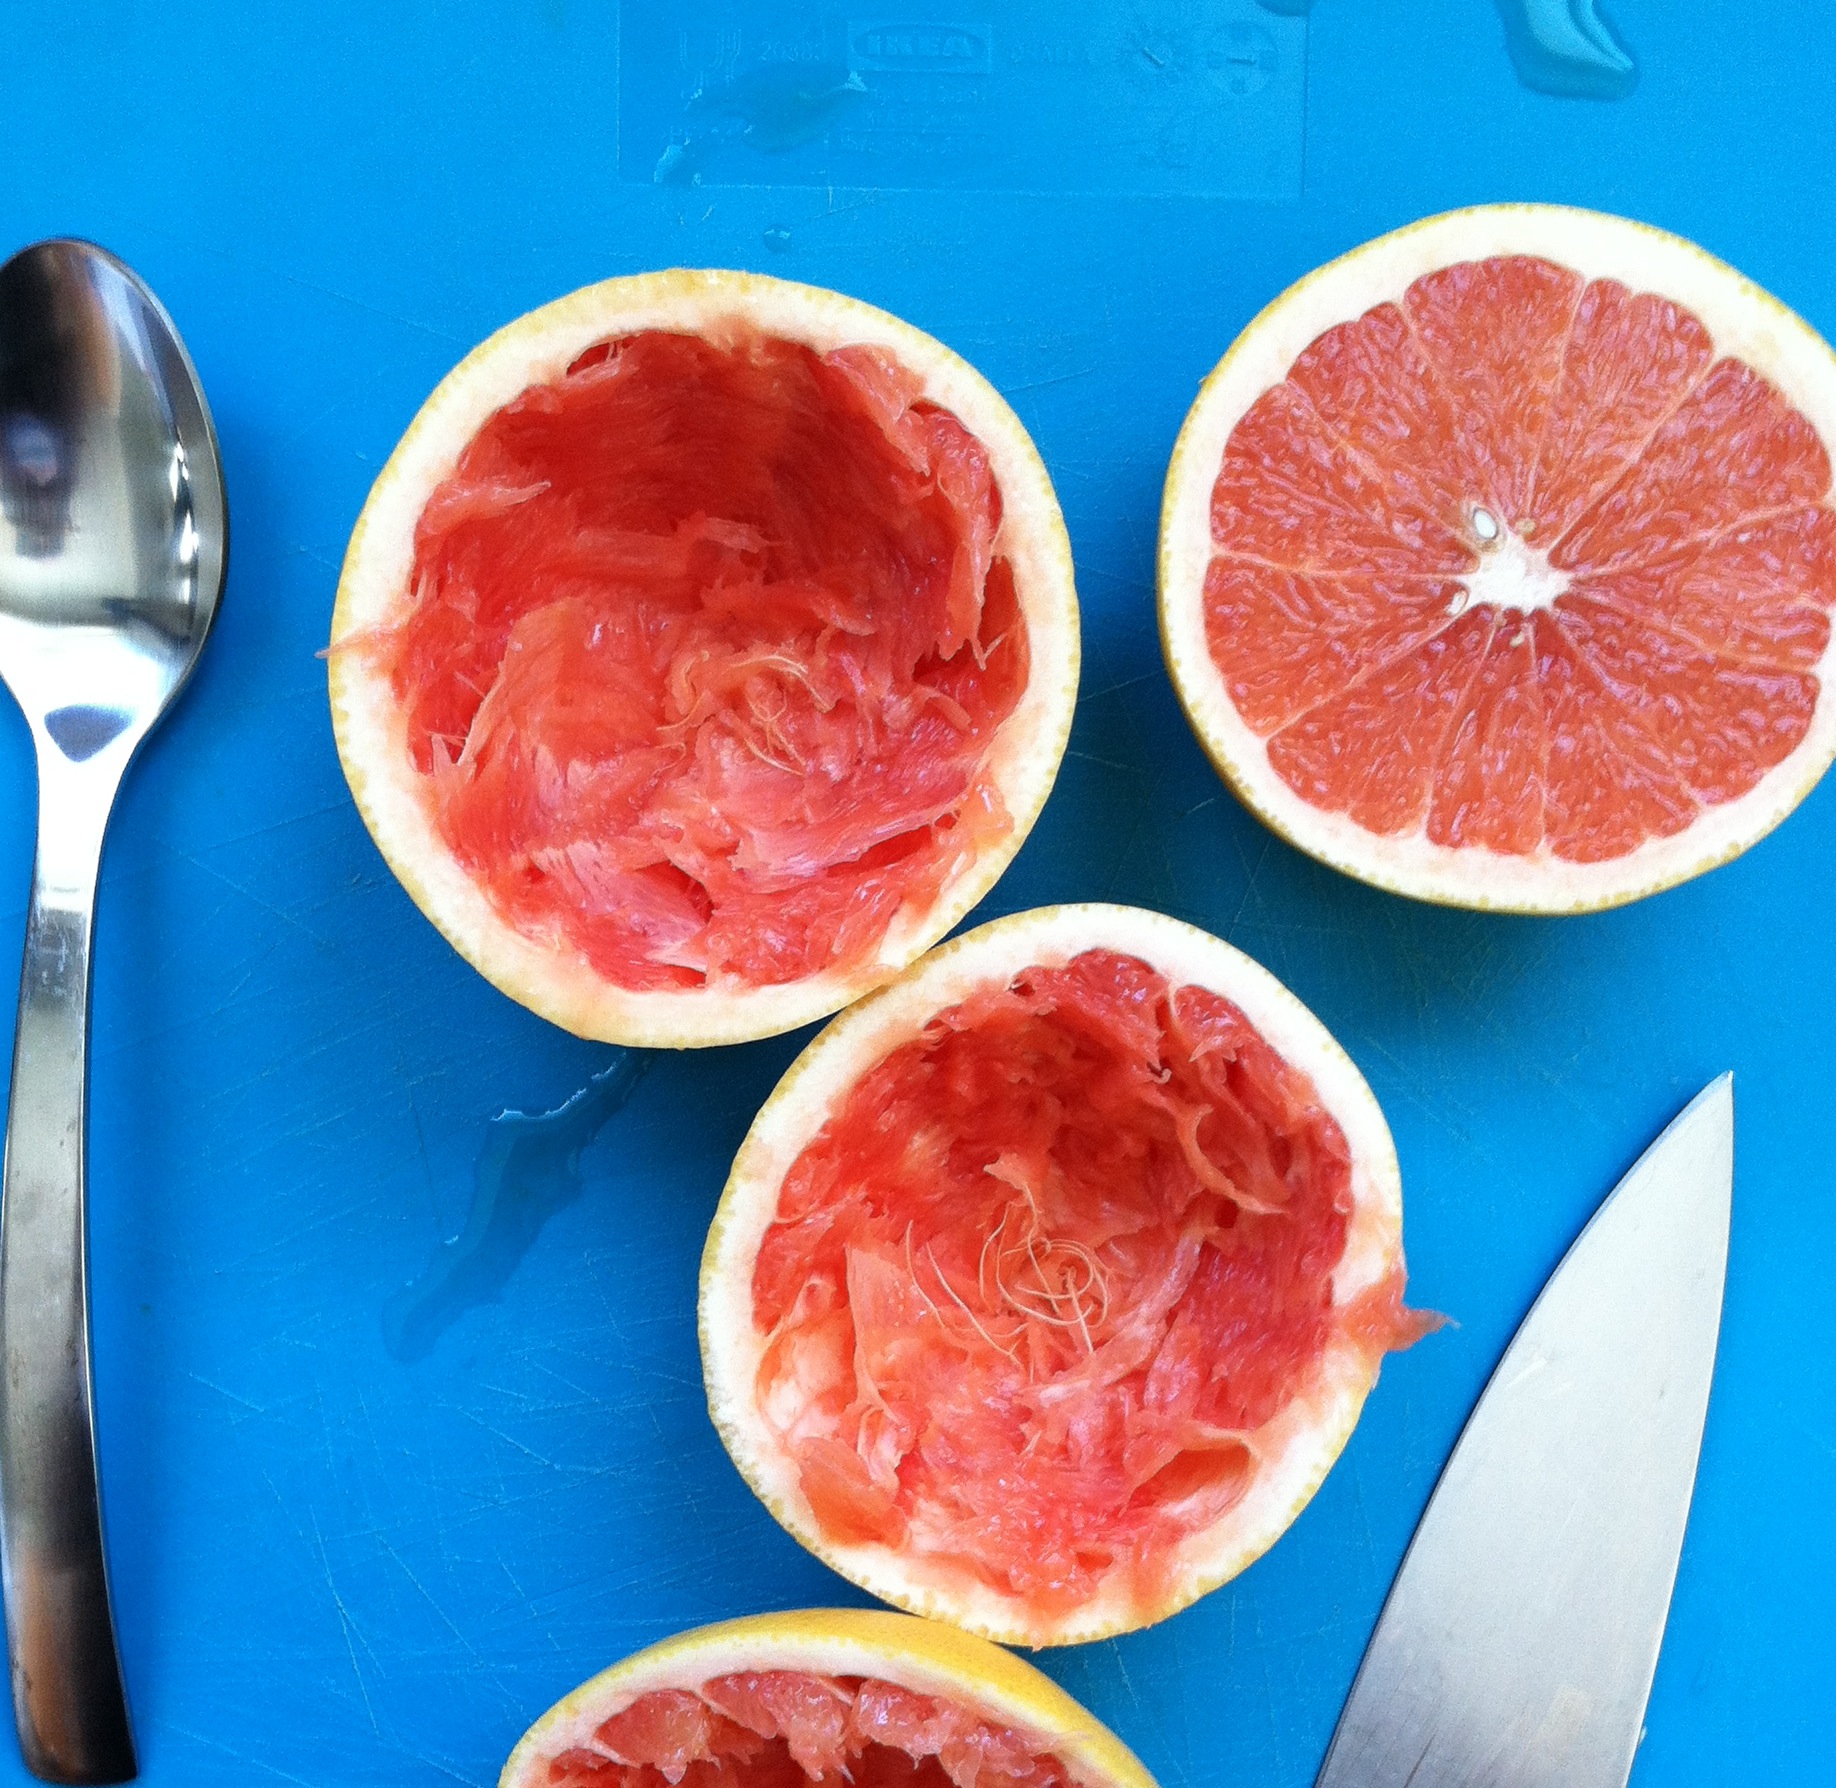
left=1, top=2, right=1830, bottom=1782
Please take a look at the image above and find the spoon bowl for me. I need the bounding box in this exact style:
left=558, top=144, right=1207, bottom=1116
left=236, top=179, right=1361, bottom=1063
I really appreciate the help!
left=0, top=239, right=226, bottom=1784
left=0, top=241, right=224, bottom=752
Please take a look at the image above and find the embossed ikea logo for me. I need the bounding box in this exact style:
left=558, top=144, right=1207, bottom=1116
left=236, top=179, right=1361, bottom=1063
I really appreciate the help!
left=848, top=20, right=993, bottom=74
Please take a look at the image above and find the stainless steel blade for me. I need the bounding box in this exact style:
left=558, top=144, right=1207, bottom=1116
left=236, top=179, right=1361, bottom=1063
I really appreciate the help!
left=1316, top=1074, right=1732, bottom=1788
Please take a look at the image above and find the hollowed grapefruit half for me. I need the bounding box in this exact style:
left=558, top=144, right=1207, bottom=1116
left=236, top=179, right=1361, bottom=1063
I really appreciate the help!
left=331, top=271, right=1078, bottom=1046
left=700, top=904, right=1430, bottom=1646
left=1160, top=205, right=1836, bottom=912
left=499, top=1609, right=1157, bottom=1788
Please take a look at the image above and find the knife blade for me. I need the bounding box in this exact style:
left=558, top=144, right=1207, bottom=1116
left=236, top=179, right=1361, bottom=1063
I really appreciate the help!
left=1316, top=1074, right=1732, bottom=1788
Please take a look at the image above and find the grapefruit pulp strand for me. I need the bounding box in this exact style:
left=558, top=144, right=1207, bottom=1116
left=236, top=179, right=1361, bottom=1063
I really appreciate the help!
left=373, top=330, right=1027, bottom=992
left=545, top=1670, right=1076, bottom=1788
left=1206, top=254, right=1836, bottom=861
left=749, top=948, right=1431, bottom=1627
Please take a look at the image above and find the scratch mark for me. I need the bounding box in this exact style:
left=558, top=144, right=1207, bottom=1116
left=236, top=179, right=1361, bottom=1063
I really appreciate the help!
left=1078, top=670, right=1158, bottom=705
left=309, top=1508, right=382, bottom=1738
left=1066, top=747, right=1145, bottom=775
left=154, top=1721, right=320, bottom=1786
left=1502, top=1351, right=1549, bottom=1393
left=183, top=1370, right=265, bottom=1415
left=1007, top=366, right=1097, bottom=396
left=374, top=1533, right=509, bottom=1696
left=1110, top=1637, right=1144, bottom=1713
left=161, top=842, right=332, bottom=946
left=1224, top=834, right=1274, bottom=940
left=1794, top=1419, right=1836, bottom=1461
left=284, top=537, right=343, bottom=572
left=270, top=265, right=468, bottom=344
left=1249, top=1591, right=1286, bottom=1782
left=1101, top=806, right=1150, bottom=901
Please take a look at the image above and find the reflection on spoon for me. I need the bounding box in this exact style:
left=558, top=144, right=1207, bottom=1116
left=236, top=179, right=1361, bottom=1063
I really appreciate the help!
left=383, top=1053, right=650, bottom=1361
left=0, top=410, right=73, bottom=557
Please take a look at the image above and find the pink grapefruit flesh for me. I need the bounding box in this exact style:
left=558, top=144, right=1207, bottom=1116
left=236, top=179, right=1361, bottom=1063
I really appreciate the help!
left=1213, top=258, right=1831, bottom=857
left=712, top=910, right=1430, bottom=1640
left=544, top=1670, right=1078, bottom=1787
left=376, top=330, right=1025, bottom=992
left=498, top=1610, right=1157, bottom=1788
left=1161, top=207, right=1836, bottom=911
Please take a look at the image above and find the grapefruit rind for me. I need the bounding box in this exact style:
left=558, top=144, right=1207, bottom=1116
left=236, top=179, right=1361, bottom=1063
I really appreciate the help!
left=498, top=1609, right=1158, bottom=1788
left=700, top=903, right=1404, bottom=1647
left=1159, top=204, right=1836, bottom=913
left=331, top=269, right=1079, bottom=1046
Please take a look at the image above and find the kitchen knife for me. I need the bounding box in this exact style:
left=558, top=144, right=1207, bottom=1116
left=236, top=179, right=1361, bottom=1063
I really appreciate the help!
left=1316, top=1074, right=1732, bottom=1788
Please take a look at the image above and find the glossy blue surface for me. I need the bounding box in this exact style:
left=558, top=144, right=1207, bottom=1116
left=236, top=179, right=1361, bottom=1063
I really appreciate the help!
left=2, top=3, right=1831, bottom=1783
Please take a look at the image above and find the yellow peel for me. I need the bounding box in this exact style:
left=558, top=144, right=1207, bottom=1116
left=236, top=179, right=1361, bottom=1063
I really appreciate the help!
left=330, top=269, right=1079, bottom=1046
left=497, top=1608, right=1159, bottom=1788
left=699, top=902, right=1406, bottom=1647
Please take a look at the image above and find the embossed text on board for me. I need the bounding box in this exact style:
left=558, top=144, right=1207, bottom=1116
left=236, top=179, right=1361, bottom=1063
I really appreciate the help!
left=619, top=1, right=1306, bottom=198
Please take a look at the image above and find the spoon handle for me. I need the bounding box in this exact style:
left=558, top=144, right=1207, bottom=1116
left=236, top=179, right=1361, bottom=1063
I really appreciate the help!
left=0, top=740, right=135, bottom=1785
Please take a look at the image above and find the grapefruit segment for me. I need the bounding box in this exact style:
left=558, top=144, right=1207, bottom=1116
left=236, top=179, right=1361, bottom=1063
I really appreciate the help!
left=1281, top=306, right=1472, bottom=551
left=1211, top=382, right=1470, bottom=578
left=1553, top=356, right=1832, bottom=573
left=1266, top=611, right=1498, bottom=837
left=1528, top=279, right=1714, bottom=542
left=1535, top=613, right=1696, bottom=862
left=701, top=905, right=1426, bottom=1645
left=1161, top=205, right=1836, bottom=911
left=331, top=271, right=1078, bottom=1046
left=1402, top=254, right=1581, bottom=522
left=1426, top=621, right=1547, bottom=855
left=499, top=1611, right=1158, bottom=1788
left=1576, top=507, right=1836, bottom=668
left=1201, top=561, right=1465, bottom=735
left=1553, top=593, right=1816, bottom=801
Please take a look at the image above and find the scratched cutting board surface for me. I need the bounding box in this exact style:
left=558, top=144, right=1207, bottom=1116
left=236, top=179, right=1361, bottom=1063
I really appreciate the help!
left=0, top=2, right=1831, bottom=1782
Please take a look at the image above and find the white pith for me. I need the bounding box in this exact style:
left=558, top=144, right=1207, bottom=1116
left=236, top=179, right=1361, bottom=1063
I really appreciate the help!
left=1454, top=520, right=1571, bottom=617
left=330, top=269, right=1080, bottom=1047
left=497, top=1610, right=1157, bottom=1788
left=1160, top=204, right=1836, bottom=914
left=700, top=904, right=1406, bottom=1648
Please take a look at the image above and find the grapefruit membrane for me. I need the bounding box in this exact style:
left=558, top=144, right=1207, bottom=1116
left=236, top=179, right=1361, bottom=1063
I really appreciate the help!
left=701, top=904, right=1431, bottom=1646
left=498, top=1609, right=1158, bottom=1788
left=331, top=271, right=1078, bottom=1046
left=1160, top=205, right=1836, bottom=911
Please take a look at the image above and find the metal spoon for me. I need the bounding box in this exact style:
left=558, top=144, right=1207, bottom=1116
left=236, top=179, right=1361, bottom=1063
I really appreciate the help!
left=0, top=241, right=226, bottom=1783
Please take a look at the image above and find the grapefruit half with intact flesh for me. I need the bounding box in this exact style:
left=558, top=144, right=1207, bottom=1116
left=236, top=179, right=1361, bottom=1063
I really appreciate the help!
left=1160, top=204, right=1836, bottom=912
left=701, top=904, right=1431, bottom=1646
left=499, top=1608, right=1157, bottom=1788
left=330, top=271, right=1078, bottom=1046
